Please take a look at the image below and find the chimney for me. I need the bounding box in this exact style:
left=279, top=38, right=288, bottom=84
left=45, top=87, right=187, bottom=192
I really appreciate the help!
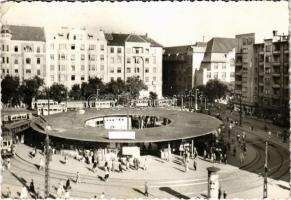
left=273, top=30, right=278, bottom=36
left=145, top=33, right=148, bottom=38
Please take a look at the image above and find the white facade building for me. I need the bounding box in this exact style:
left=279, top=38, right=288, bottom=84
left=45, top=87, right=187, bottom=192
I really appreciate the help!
left=196, top=38, right=236, bottom=88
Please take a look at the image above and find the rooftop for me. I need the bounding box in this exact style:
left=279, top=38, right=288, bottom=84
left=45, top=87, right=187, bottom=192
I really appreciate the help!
left=205, top=37, right=236, bottom=53
left=3, top=25, right=45, bottom=42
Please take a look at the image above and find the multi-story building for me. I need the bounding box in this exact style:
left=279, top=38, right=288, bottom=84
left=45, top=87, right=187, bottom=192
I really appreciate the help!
left=0, top=25, right=46, bottom=83
left=46, top=27, right=108, bottom=88
left=253, top=31, right=289, bottom=119
left=196, top=37, right=236, bottom=89
left=234, top=33, right=256, bottom=114
left=105, top=33, right=163, bottom=98
left=162, top=42, right=207, bottom=96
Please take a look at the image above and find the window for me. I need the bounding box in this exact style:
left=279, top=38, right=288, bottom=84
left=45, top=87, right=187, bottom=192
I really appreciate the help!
left=126, top=67, right=131, bottom=73
left=145, top=58, right=149, bottom=64
left=134, top=57, right=140, bottom=64
left=145, top=48, right=149, bottom=54
left=71, top=75, right=75, bottom=81
left=14, top=46, right=18, bottom=52
left=6, top=45, right=9, bottom=52
left=230, top=72, right=235, bottom=78
left=90, top=65, right=96, bottom=71
left=89, top=44, right=96, bottom=50
left=14, top=59, right=18, bottom=65
left=71, top=54, right=75, bottom=61
left=37, top=58, right=41, bottom=64
left=50, top=65, right=54, bottom=71
left=110, top=77, right=114, bottom=81
left=6, top=57, right=9, bottom=64
left=265, top=45, right=271, bottom=52
left=81, top=54, right=85, bottom=61
left=110, top=47, right=114, bottom=53
left=61, top=65, right=66, bottom=71
left=100, top=45, right=104, bottom=51
left=50, top=43, right=54, bottom=50
left=71, top=65, right=75, bottom=71
left=207, top=72, right=211, bottom=78
left=117, top=48, right=122, bottom=54
left=100, top=55, right=104, bottom=62
left=117, top=67, right=122, bottom=73
left=153, top=67, right=157, bottom=73
left=110, top=57, right=114, bottom=64
left=26, top=58, right=31, bottom=64
left=222, top=63, right=226, bottom=69
left=89, top=54, right=96, bottom=61
left=117, top=56, right=121, bottom=63
left=50, top=75, right=54, bottom=82
left=153, top=76, right=156, bottom=81
left=100, top=65, right=104, bottom=71
left=37, top=69, right=41, bottom=75
left=24, top=46, right=32, bottom=53
left=15, top=69, right=18, bottom=73
left=145, top=68, right=149, bottom=73
left=222, top=72, right=226, bottom=79
left=152, top=56, right=156, bottom=64
left=127, top=57, right=131, bottom=64
left=81, top=76, right=85, bottom=81
left=71, top=44, right=75, bottom=50
left=145, top=77, right=149, bottom=82
left=26, top=69, right=31, bottom=73
left=1, top=44, right=4, bottom=51
left=266, top=68, right=271, bottom=74
left=73, top=35, right=76, bottom=40
left=81, top=65, right=85, bottom=71
left=109, top=67, right=114, bottom=73
left=214, top=63, right=218, bottom=69
left=61, top=54, right=66, bottom=60
left=135, top=67, right=140, bottom=73
left=36, top=47, right=40, bottom=53
left=59, top=44, right=66, bottom=50
left=265, top=89, right=270, bottom=95
left=2, top=57, right=4, bottom=64
left=50, top=54, right=54, bottom=60
left=127, top=48, right=131, bottom=54
left=214, top=72, right=218, bottom=79
left=6, top=69, right=9, bottom=73
left=80, top=44, right=85, bottom=50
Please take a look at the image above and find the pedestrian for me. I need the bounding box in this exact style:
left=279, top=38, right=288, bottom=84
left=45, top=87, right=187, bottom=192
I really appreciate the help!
left=39, top=158, right=44, bottom=170
left=144, top=181, right=149, bottom=197
left=193, top=156, right=197, bottom=171
left=29, top=179, right=35, bottom=197
left=92, top=161, right=98, bottom=173
left=223, top=190, right=227, bottom=199
left=100, top=192, right=105, bottom=199
left=144, top=156, right=148, bottom=170
left=66, top=178, right=71, bottom=190
left=218, top=187, right=222, bottom=199
left=119, top=162, right=123, bottom=173
left=20, top=185, right=28, bottom=199
left=203, top=149, right=207, bottom=160
left=76, top=171, right=81, bottom=184
left=224, top=153, right=227, bottom=164
left=64, top=155, right=68, bottom=164
left=104, top=167, right=109, bottom=182
left=6, top=187, right=11, bottom=198
left=6, top=158, right=11, bottom=170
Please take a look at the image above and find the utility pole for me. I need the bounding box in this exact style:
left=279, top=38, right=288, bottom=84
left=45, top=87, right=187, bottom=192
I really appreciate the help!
left=263, top=131, right=271, bottom=198
left=195, top=89, right=199, bottom=111
left=96, top=88, right=100, bottom=100
left=45, top=87, right=50, bottom=198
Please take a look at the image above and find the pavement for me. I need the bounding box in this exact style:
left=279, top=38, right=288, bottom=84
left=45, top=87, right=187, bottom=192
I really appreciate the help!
left=1, top=143, right=289, bottom=199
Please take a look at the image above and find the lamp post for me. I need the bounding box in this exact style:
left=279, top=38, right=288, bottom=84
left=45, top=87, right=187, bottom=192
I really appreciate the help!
left=195, top=89, right=199, bottom=111
left=44, top=87, right=50, bottom=198
left=263, top=131, right=271, bottom=198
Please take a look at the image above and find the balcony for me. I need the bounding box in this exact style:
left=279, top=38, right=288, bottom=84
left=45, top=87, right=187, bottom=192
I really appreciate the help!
left=259, top=62, right=264, bottom=66
left=259, top=72, right=264, bottom=76
left=284, top=49, right=289, bottom=54
left=259, top=82, right=264, bottom=86
left=272, top=84, right=280, bottom=88
left=272, top=61, right=281, bottom=66
left=235, top=71, right=242, bottom=75
left=235, top=62, right=242, bottom=66
left=235, top=81, right=242, bottom=85
left=272, top=73, right=280, bottom=77
left=259, top=51, right=265, bottom=55
left=272, top=50, right=280, bottom=55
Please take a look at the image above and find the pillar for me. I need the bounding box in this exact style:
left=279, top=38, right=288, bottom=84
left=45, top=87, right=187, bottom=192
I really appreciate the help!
left=207, top=167, right=220, bottom=198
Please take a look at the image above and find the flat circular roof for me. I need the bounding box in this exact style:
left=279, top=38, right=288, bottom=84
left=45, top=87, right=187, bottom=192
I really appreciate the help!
left=30, top=108, right=222, bottom=143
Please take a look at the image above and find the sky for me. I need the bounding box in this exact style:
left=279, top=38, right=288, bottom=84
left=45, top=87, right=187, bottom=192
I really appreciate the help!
left=1, top=1, right=289, bottom=47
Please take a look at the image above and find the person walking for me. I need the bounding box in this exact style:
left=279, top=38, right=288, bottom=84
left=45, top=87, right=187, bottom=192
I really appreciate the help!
left=92, top=162, right=98, bottom=173
left=39, top=158, right=44, bottom=170
left=104, top=167, right=109, bottom=182
left=144, top=181, right=149, bottom=197
left=144, top=156, right=148, bottom=170
left=193, top=156, right=197, bottom=171
left=6, top=187, right=11, bottom=198
left=218, top=187, right=222, bottom=199
left=66, top=178, right=71, bottom=190
left=223, top=190, right=227, bottom=198
left=203, top=149, right=207, bottom=160
left=76, top=172, right=81, bottom=184
left=29, top=179, right=35, bottom=197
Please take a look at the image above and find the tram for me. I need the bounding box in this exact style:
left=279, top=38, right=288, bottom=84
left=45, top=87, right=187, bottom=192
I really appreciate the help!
left=132, top=99, right=150, bottom=107
left=2, top=112, right=32, bottom=124
left=1, top=127, right=15, bottom=158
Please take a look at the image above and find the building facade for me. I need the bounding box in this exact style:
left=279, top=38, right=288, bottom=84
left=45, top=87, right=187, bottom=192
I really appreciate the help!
left=162, top=42, right=206, bottom=96
left=1, top=25, right=163, bottom=98
left=196, top=38, right=236, bottom=89
left=0, top=25, right=46, bottom=83
left=253, top=31, right=289, bottom=120
left=234, top=33, right=256, bottom=114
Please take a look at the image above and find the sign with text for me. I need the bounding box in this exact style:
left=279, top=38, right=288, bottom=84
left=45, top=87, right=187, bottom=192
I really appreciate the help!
left=108, top=131, right=135, bottom=140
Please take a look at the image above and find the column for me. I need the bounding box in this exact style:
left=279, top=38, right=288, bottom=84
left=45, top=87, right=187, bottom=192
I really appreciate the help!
left=207, top=167, right=220, bottom=198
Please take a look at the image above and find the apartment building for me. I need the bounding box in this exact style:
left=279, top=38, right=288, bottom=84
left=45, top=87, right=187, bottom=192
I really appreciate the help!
left=162, top=42, right=207, bottom=96
left=105, top=33, right=163, bottom=98
left=0, top=25, right=46, bottom=83
left=253, top=31, right=289, bottom=119
left=196, top=38, right=236, bottom=89
left=46, top=27, right=108, bottom=89
left=234, top=33, right=256, bottom=114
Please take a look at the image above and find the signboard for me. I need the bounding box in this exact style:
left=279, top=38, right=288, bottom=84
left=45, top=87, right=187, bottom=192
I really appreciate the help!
left=108, top=131, right=135, bottom=140
left=122, top=146, right=140, bottom=158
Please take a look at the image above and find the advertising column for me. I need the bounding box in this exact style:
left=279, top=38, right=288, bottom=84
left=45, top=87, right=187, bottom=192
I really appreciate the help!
left=207, top=167, right=220, bottom=198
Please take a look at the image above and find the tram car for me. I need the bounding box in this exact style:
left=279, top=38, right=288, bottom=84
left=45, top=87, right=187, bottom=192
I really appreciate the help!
left=155, top=99, right=173, bottom=107
left=88, top=100, right=115, bottom=109
left=132, top=99, right=150, bottom=107
left=2, top=112, right=32, bottom=124
left=1, top=127, right=15, bottom=158
left=31, top=99, right=58, bottom=110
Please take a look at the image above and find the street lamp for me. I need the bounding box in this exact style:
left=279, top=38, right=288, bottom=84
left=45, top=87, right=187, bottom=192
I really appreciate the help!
left=195, top=89, right=199, bottom=111
left=263, top=131, right=271, bottom=198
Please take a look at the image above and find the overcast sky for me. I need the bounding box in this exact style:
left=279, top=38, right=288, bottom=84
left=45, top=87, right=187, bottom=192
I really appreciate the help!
left=1, top=1, right=288, bottom=47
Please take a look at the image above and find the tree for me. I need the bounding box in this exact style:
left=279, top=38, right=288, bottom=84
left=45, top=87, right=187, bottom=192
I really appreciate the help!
left=80, top=77, right=105, bottom=99
left=49, top=83, right=68, bottom=103
left=69, top=84, right=81, bottom=100
left=1, top=75, right=21, bottom=106
left=125, top=76, right=148, bottom=99
left=149, top=91, right=158, bottom=107
left=204, top=79, right=228, bottom=102
left=105, top=79, right=126, bottom=96
left=19, top=76, right=44, bottom=108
